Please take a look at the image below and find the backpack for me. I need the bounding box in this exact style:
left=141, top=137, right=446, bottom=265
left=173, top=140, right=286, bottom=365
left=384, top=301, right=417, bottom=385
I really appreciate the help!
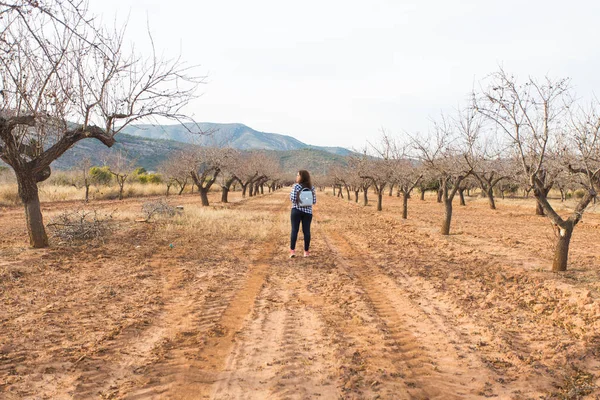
left=297, top=187, right=314, bottom=207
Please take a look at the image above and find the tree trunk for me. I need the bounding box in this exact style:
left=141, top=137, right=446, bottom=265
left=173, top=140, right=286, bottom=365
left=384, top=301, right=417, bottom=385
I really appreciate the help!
left=17, top=174, right=48, bottom=248
left=486, top=188, right=496, bottom=210
left=552, top=222, right=574, bottom=272
left=84, top=183, right=90, bottom=202
left=221, top=178, right=235, bottom=203
left=363, top=188, right=368, bottom=206
left=535, top=201, right=545, bottom=216
left=377, top=192, right=383, bottom=211
left=118, top=180, right=125, bottom=200
left=437, top=188, right=443, bottom=203
left=249, top=184, right=254, bottom=197
left=459, top=189, right=466, bottom=206
left=441, top=199, right=452, bottom=235
left=260, top=184, right=264, bottom=194
left=388, top=184, right=394, bottom=196
left=346, top=186, right=350, bottom=200
left=354, top=190, right=359, bottom=203
left=221, top=186, right=229, bottom=203
left=332, top=186, right=336, bottom=196
left=420, top=189, right=425, bottom=201
left=166, top=183, right=171, bottom=197
left=241, top=184, right=248, bottom=197
left=402, top=193, right=408, bottom=219
left=199, top=187, right=210, bottom=206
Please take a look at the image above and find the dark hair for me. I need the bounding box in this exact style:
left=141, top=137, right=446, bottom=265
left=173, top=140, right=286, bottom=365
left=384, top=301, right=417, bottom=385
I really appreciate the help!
left=297, top=170, right=312, bottom=188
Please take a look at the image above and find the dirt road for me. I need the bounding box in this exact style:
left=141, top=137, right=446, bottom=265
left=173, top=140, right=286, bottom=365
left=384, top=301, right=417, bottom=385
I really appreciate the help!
left=1, top=190, right=599, bottom=399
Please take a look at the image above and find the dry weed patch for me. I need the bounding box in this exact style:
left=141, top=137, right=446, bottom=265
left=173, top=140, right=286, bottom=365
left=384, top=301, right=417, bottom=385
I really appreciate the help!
left=161, top=206, right=273, bottom=242
left=47, top=208, right=116, bottom=244
left=141, top=199, right=178, bottom=221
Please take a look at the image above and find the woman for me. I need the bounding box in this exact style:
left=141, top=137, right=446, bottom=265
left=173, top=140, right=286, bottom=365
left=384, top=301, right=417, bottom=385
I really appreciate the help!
left=289, top=170, right=316, bottom=258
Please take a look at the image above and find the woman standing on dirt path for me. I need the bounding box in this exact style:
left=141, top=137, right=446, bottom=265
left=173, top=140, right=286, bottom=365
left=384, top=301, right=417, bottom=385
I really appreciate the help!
left=289, top=170, right=316, bottom=258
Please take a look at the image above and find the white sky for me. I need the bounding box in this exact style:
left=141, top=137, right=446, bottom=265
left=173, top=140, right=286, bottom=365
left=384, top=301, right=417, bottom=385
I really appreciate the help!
left=91, top=0, right=600, bottom=149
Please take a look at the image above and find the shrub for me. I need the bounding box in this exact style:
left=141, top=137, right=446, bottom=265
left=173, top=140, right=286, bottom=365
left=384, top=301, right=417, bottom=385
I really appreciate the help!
left=141, top=199, right=176, bottom=221
left=132, top=168, right=162, bottom=184
left=89, top=166, right=112, bottom=186
left=574, top=189, right=586, bottom=199
left=146, top=173, right=162, bottom=184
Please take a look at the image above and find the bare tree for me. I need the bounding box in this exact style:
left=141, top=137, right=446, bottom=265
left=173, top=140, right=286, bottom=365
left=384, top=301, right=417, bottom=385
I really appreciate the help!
left=362, top=134, right=396, bottom=211
left=391, top=141, right=423, bottom=218
left=347, top=152, right=372, bottom=206
left=72, top=157, right=92, bottom=202
left=251, top=154, right=280, bottom=196
left=329, top=164, right=352, bottom=201
left=474, top=69, right=600, bottom=271
left=236, top=153, right=260, bottom=198
left=463, top=129, right=514, bottom=209
left=416, top=172, right=439, bottom=201
left=0, top=1, right=202, bottom=247
left=159, top=152, right=190, bottom=196
left=189, top=147, right=235, bottom=206
left=413, top=112, right=473, bottom=235
left=218, top=149, right=241, bottom=203
left=104, top=150, right=134, bottom=200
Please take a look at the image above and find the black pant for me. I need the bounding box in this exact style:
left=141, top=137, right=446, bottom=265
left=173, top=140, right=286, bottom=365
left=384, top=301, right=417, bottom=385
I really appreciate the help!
left=290, top=208, right=312, bottom=251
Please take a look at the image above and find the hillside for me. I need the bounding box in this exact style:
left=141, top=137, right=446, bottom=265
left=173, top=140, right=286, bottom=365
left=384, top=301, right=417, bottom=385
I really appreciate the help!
left=121, top=123, right=352, bottom=156
left=51, top=133, right=194, bottom=171
left=273, top=148, right=348, bottom=175
left=48, top=134, right=347, bottom=174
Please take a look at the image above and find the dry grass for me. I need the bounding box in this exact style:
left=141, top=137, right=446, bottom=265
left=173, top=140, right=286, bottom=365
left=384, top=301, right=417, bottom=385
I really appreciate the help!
left=88, top=183, right=168, bottom=201
left=159, top=205, right=275, bottom=243
left=0, top=182, right=177, bottom=205
left=0, top=184, right=19, bottom=206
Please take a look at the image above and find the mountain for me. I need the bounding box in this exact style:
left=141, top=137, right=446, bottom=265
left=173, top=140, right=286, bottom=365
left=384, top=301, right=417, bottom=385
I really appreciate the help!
left=121, top=123, right=352, bottom=156
left=51, top=133, right=194, bottom=171
left=0, top=122, right=352, bottom=173
left=48, top=133, right=347, bottom=175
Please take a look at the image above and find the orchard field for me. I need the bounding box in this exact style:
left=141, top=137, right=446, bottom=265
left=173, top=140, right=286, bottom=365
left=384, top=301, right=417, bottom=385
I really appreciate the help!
left=1, top=188, right=599, bottom=399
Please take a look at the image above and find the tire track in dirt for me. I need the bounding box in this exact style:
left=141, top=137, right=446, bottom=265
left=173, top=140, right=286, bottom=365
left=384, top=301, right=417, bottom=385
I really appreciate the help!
left=211, top=206, right=418, bottom=399
left=327, top=196, right=568, bottom=396
left=269, top=308, right=334, bottom=399
left=122, top=197, right=289, bottom=399
left=210, top=212, right=341, bottom=399
left=69, top=193, right=283, bottom=399
left=119, top=273, right=248, bottom=399
left=70, top=259, right=244, bottom=399
left=297, top=229, right=414, bottom=399
left=210, top=274, right=289, bottom=399
left=363, top=210, right=563, bottom=394
left=318, top=210, right=499, bottom=399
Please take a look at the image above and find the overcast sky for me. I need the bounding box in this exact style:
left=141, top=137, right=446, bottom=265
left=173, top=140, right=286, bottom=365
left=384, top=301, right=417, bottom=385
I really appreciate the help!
left=91, top=0, right=600, bottom=149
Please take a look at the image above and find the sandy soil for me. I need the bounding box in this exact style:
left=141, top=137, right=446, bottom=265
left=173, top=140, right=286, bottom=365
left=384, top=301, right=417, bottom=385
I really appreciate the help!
left=1, top=189, right=599, bottom=399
